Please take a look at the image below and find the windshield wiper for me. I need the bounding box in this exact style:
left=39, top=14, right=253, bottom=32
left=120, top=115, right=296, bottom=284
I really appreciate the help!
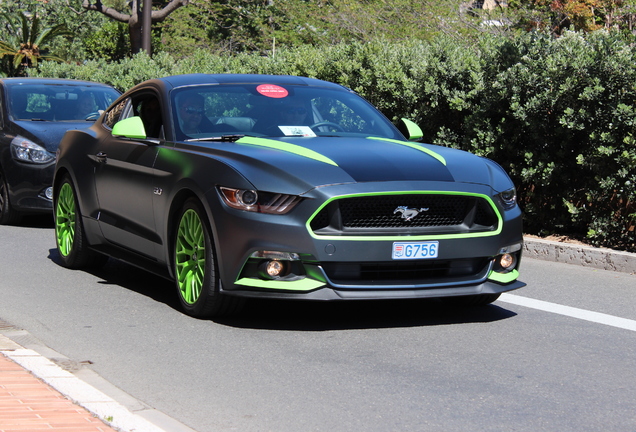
left=185, top=134, right=245, bottom=143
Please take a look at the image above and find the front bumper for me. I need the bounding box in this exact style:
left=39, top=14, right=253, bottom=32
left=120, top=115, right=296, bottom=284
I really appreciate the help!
left=3, top=157, right=54, bottom=213
left=208, top=181, right=525, bottom=300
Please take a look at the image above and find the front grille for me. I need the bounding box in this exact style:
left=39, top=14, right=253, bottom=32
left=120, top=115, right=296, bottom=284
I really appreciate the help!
left=321, top=257, right=490, bottom=286
left=310, top=193, right=499, bottom=236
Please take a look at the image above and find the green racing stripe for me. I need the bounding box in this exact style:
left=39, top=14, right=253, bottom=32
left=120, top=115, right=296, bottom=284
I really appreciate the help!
left=237, top=136, right=338, bottom=166
left=367, top=137, right=446, bottom=166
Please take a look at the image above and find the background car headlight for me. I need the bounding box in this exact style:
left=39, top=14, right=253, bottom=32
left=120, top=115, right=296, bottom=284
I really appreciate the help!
left=219, top=187, right=301, bottom=214
left=11, top=136, right=55, bottom=164
left=498, top=188, right=517, bottom=210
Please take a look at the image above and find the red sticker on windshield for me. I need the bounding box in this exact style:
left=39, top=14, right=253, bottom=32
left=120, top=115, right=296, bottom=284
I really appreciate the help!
left=256, top=84, right=289, bottom=98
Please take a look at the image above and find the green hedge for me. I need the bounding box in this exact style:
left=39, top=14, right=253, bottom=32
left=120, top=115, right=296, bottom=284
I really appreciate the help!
left=37, top=31, right=636, bottom=252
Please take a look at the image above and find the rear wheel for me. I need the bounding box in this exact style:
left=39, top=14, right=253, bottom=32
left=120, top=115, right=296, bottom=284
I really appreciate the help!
left=174, top=198, right=244, bottom=318
left=0, top=171, right=21, bottom=225
left=54, top=175, right=107, bottom=269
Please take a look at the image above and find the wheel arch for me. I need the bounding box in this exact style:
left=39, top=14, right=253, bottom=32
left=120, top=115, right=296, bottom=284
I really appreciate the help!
left=165, top=187, right=218, bottom=280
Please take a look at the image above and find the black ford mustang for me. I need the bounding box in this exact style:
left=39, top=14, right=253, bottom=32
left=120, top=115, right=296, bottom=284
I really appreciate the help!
left=53, top=74, right=525, bottom=318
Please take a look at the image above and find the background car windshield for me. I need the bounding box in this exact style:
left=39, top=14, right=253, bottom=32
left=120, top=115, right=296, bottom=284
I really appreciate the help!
left=6, top=84, right=119, bottom=121
left=171, top=84, right=401, bottom=140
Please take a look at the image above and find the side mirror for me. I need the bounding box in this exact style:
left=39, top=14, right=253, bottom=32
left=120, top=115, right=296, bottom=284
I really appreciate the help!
left=397, top=118, right=423, bottom=142
left=112, top=116, right=147, bottom=140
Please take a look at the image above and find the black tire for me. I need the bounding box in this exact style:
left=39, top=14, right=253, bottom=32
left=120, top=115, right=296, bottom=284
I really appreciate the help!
left=54, top=175, right=108, bottom=269
left=173, top=198, right=244, bottom=318
left=0, top=170, right=21, bottom=225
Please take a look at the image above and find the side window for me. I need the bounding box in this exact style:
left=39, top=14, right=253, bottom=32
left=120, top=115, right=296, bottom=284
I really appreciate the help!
left=103, top=98, right=130, bottom=129
left=134, top=94, right=163, bottom=139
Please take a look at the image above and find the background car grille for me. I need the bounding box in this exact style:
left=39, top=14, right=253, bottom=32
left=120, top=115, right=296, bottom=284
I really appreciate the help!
left=321, top=257, right=490, bottom=286
left=310, top=194, right=499, bottom=236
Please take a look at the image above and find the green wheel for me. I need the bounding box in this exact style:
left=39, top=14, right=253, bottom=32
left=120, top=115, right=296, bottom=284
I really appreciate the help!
left=54, top=175, right=107, bottom=269
left=174, top=198, right=244, bottom=318
left=0, top=170, right=21, bottom=225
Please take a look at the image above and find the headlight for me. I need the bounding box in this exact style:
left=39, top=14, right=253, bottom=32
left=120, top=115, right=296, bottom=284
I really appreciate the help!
left=11, top=136, right=55, bottom=164
left=497, top=187, right=517, bottom=210
left=219, top=187, right=301, bottom=214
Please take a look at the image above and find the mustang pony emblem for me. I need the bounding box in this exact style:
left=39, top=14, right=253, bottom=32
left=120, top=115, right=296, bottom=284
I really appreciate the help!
left=394, top=206, right=429, bottom=221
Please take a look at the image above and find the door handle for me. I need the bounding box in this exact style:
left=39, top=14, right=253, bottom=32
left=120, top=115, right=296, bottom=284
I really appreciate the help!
left=96, top=152, right=107, bottom=162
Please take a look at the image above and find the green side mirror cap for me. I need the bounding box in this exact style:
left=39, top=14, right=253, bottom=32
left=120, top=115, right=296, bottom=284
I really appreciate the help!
left=399, top=118, right=423, bottom=141
left=112, top=116, right=147, bottom=140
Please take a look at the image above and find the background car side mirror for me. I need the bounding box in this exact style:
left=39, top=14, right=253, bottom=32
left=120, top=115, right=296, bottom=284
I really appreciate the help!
left=112, top=116, right=147, bottom=140
left=397, top=118, right=424, bottom=142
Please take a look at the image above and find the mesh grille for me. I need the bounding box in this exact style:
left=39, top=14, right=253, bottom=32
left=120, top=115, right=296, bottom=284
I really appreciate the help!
left=310, top=194, right=498, bottom=235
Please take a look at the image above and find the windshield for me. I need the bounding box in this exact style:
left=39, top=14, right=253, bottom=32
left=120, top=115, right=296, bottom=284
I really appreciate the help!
left=170, top=83, right=403, bottom=141
left=6, top=83, right=120, bottom=121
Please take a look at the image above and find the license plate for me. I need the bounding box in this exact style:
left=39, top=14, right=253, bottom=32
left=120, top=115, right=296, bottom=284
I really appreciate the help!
left=392, top=241, right=439, bottom=260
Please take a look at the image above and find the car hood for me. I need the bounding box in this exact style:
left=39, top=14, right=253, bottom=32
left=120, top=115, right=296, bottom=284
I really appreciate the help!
left=13, top=120, right=93, bottom=152
left=205, top=136, right=514, bottom=195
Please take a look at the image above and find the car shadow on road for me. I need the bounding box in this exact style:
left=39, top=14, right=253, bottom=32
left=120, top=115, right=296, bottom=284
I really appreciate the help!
left=47, top=248, right=181, bottom=311
left=16, top=214, right=54, bottom=229
left=48, top=248, right=517, bottom=331
left=219, top=297, right=517, bottom=331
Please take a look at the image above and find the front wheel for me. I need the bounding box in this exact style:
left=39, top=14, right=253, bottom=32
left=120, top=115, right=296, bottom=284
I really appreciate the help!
left=174, top=198, right=244, bottom=318
left=54, top=175, right=107, bottom=269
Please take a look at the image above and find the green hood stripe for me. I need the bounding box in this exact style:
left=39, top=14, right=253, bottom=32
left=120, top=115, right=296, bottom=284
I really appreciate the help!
left=237, top=136, right=338, bottom=166
left=367, top=137, right=446, bottom=166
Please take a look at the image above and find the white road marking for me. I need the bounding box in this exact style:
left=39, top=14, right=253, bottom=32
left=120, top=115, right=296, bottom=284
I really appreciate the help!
left=499, top=293, right=636, bottom=332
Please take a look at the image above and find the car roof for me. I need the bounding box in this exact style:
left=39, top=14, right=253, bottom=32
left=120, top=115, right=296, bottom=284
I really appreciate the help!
left=155, top=74, right=351, bottom=91
left=0, top=77, right=117, bottom=88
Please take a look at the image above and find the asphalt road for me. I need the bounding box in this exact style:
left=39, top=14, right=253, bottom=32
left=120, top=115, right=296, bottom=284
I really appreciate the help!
left=1, top=216, right=635, bottom=432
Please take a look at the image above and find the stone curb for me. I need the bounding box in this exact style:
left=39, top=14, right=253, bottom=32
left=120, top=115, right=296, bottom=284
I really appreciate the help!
left=523, top=236, right=636, bottom=275
left=0, top=334, right=198, bottom=432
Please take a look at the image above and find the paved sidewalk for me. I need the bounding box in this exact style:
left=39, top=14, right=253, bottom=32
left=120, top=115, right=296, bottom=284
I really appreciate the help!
left=0, top=351, right=117, bottom=432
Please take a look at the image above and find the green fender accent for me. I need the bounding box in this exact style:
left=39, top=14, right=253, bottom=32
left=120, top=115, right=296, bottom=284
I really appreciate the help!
left=235, top=277, right=326, bottom=291
left=237, top=136, right=338, bottom=166
left=367, top=137, right=446, bottom=166
left=401, top=118, right=424, bottom=141
left=488, top=269, right=519, bottom=284
left=112, top=116, right=147, bottom=139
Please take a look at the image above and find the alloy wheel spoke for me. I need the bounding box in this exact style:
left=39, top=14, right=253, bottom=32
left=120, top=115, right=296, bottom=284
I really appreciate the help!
left=176, top=209, right=206, bottom=305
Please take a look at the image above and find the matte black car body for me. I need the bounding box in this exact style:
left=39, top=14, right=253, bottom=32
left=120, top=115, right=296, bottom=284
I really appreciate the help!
left=54, top=74, right=525, bottom=317
left=0, top=78, right=120, bottom=224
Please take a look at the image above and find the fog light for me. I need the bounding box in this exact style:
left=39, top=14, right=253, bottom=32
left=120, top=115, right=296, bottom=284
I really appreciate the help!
left=260, top=259, right=288, bottom=278
left=44, top=187, right=53, bottom=200
left=499, top=253, right=516, bottom=270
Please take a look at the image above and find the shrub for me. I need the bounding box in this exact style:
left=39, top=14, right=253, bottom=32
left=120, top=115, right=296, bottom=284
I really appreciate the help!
left=36, top=32, right=636, bottom=251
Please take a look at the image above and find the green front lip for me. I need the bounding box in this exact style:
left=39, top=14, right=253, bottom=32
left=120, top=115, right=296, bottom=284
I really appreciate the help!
left=488, top=269, right=519, bottom=284
left=235, top=277, right=326, bottom=291
left=306, top=191, right=503, bottom=241
left=55, top=182, right=75, bottom=257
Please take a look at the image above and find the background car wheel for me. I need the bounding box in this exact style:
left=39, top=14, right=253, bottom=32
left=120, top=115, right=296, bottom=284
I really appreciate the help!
left=54, top=175, right=108, bottom=269
left=174, top=198, right=244, bottom=318
left=442, top=293, right=501, bottom=307
left=0, top=171, right=21, bottom=225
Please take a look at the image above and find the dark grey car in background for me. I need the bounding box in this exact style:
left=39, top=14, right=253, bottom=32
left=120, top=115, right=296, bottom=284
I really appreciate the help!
left=0, top=78, right=120, bottom=224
